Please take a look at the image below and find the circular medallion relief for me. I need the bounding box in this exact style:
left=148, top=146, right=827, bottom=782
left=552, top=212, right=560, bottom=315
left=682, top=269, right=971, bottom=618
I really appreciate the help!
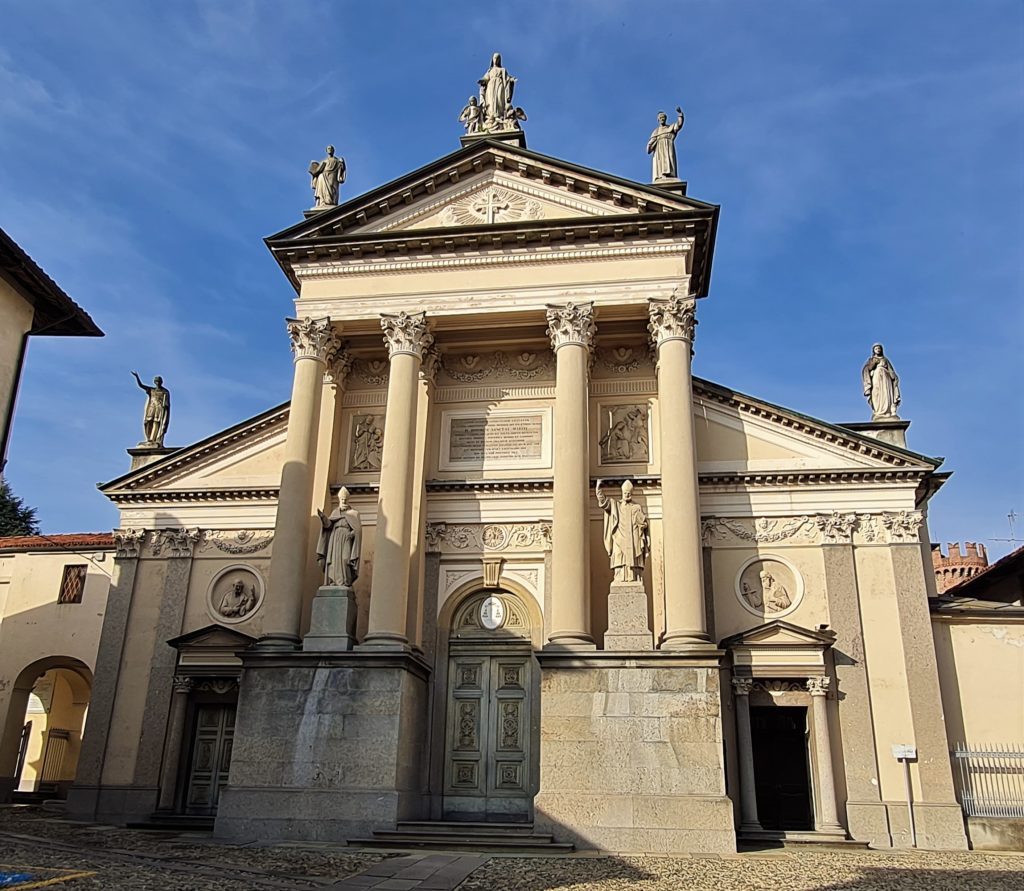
left=207, top=564, right=265, bottom=625
left=479, top=595, right=507, bottom=630
left=734, top=555, right=804, bottom=619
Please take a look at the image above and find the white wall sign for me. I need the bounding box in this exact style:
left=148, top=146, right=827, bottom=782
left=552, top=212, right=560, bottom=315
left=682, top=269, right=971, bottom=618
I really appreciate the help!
left=479, top=595, right=507, bottom=630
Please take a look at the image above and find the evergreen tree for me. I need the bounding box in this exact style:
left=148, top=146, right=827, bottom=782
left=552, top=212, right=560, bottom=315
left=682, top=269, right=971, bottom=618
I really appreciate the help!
left=0, top=479, right=40, bottom=536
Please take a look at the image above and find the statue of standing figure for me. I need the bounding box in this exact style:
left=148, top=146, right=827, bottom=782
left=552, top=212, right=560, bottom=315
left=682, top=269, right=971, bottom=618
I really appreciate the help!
left=596, top=479, right=650, bottom=583
left=131, top=371, right=170, bottom=448
left=470, top=52, right=526, bottom=133
left=316, top=487, right=362, bottom=587
left=862, top=343, right=901, bottom=419
left=309, top=145, right=346, bottom=210
left=647, top=107, right=685, bottom=182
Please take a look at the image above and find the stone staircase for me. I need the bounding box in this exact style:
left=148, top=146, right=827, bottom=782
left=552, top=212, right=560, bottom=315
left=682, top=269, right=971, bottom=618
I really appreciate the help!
left=349, top=820, right=574, bottom=853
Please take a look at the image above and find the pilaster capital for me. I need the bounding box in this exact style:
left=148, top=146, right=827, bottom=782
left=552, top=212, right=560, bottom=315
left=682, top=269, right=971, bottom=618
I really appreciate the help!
left=152, top=528, right=202, bottom=558
left=806, top=676, right=830, bottom=697
left=545, top=301, right=596, bottom=352
left=881, top=510, right=924, bottom=544
left=113, top=528, right=146, bottom=559
left=419, top=346, right=442, bottom=384
left=286, top=316, right=340, bottom=363
left=172, top=675, right=194, bottom=694
left=381, top=311, right=433, bottom=360
left=648, top=295, right=697, bottom=349
left=324, top=344, right=354, bottom=385
left=732, top=677, right=754, bottom=696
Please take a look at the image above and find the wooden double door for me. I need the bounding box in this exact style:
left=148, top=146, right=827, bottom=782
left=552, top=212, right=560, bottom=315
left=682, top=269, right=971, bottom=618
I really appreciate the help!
left=443, top=650, right=536, bottom=822
left=184, top=704, right=235, bottom=815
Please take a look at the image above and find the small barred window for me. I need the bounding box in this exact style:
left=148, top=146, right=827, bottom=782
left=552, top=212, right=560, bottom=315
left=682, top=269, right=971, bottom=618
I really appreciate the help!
left=58, top=565, right=87, bottom=604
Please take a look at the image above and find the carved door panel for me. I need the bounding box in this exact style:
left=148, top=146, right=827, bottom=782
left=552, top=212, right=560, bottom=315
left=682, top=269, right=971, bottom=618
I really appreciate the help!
left=443, top=653, right=534, bottom=821
left=185, top=705, right=235, bottom=815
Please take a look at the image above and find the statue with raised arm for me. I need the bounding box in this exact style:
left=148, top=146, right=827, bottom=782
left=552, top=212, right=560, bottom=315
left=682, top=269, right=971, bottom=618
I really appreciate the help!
left=647, top=107, right=685, bottom=182
left=478, top=52, right=517, bottom=131
left=316, top=487, right=362, bottom=587
left=309, top=145, right=346, bottom=210
left=131, top=371, right=170, bottom=448
left=596, top=479, right=650, bottom=583
left=861, top=343, right=901, bottom=419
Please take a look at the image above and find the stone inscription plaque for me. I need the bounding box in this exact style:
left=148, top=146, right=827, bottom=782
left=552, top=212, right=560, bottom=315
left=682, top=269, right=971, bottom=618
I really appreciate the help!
left=450, top=416, right=541, bottom=462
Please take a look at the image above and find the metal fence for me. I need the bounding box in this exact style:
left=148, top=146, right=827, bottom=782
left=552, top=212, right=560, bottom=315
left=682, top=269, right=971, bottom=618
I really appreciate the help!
left=952, top=743, right=1024, bottom=818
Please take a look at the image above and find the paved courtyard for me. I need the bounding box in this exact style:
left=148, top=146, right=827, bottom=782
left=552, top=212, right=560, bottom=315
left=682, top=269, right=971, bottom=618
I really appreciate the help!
left=0, top=807, right=1022, bottom=890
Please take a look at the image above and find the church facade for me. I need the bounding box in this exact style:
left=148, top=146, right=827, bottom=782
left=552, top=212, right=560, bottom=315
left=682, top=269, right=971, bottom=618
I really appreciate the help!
left=63, top=128, right=971, bottom=853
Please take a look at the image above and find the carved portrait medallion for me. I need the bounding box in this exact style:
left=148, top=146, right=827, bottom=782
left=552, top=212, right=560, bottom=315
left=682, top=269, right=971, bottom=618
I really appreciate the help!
left=734, top=555, right=803, bottom=619
left=207, top=564, right=265, bottom=625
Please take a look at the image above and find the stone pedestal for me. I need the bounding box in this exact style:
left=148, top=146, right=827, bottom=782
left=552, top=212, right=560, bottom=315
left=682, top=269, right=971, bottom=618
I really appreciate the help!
left=216, top=651, right=429, bottom=842
left=127, top=446, right=176, bottom=471
left=603, top=582, right=653, bottom=651
left=839, top=418, right=910, bottom=449
left=533, top=651, right=735, bottom=854
left=304, top=586, right=357, bottom=652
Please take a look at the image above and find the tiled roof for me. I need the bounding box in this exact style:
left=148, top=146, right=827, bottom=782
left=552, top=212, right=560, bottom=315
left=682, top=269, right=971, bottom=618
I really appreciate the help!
left=0, top=533, right=115, bottom=552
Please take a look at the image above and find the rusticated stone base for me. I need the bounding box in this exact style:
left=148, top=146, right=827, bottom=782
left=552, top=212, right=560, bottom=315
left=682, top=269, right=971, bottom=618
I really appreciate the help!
left=845, top=799, right=892, bottom=848
left=603, top=582, right=654, bottom=651
left=533, top=650, right=735, bottom=854
left=215, top=650, right=429, bottom=842
left=883, top=800, right=968, bottom=850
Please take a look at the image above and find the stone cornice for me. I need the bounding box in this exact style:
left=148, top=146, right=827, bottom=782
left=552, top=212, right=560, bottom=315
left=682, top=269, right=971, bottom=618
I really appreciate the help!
left=291, top=241, right=690, bottom=281
left=106, top=487, right=279, bottom=506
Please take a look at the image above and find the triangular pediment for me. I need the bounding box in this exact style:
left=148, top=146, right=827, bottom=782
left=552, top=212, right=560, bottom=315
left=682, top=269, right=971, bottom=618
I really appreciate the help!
left=270, top=139, right=715, bottom=242
left=101, top=403, right=288, bottom=495
left=167, top=623, right=257, bottom=651
left=693, top=377, right=940, bottom=474
left=721, top=620, right=836, bottom=649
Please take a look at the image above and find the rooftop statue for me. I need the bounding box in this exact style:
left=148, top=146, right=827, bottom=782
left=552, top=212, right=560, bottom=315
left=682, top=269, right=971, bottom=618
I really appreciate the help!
left=647, top=106, right=685, bottom=182
left=309, top=145, right=346, bottom=210
left=468, top=52, right=526, bottom=134
left=862, top=343, right=901, bottom=419
left=131, top=371, right=170, bottom=448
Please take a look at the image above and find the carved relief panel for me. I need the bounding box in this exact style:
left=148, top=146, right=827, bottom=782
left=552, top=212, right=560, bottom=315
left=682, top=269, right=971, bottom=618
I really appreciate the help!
left=348, top=413, right=385, bottom=473
left=598, top=402, right=652, bottom=465
left=207, top=564, right=265, bottom=625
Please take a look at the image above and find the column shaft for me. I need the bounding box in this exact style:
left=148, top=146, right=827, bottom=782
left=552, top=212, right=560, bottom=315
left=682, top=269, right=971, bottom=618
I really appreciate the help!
left=808, top=679, right=843, bottom=832
left=650, top=297, right=708, bottom=646
left=733, top=682, right=762, bottom=832
left=156, top=680, right=191, bottom=811
left=546, top=302, right=595, bottom=649
left=364, top=312, right=431, bottom=649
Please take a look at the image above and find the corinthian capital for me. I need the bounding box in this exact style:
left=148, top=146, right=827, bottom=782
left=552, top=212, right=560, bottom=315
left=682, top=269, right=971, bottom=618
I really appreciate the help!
left=381, top=311, right=433, bottom=360
left=286, top=317, right=341, bottom=363
left=806, top=676, right=830, bottom=697
left=648, top=296, right=697, bottom=349
left=545, top=301, right=596, bottom=352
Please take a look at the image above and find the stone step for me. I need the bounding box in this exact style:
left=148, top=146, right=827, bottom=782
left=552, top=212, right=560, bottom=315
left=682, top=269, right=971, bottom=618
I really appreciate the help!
left=395, top=820, right=543, bottom=836
left=126, top=814, right=216, bottom=833
left=350, top=835, right=575, bottom=853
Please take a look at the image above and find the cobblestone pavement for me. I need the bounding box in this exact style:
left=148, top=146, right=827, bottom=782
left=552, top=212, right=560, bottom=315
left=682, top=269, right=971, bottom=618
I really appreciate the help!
left=2, top=807, right=1024, bottom=890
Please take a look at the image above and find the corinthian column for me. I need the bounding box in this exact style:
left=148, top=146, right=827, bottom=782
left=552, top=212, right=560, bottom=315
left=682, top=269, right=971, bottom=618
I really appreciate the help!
left=259, top=316, right=341, bottom=649
left=545, top=302, right=596, bottom=649
left=362, top=311, right=433, bottom=650
left=649, top=296, right=708, bottom=647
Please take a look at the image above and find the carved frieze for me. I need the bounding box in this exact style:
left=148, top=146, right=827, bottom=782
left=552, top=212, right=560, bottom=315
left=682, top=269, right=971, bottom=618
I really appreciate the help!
left=596, top=346, right=653, bottom=375
left=545, top=301, right=596, bottom=352
left=648, top=295, right=697, bottom=348
left=440, top=350, right=554, bottom=384
left=381, top=311, right=433, bottom=360
left=286, top=316, right=340, bottom=363
left=441, top=185, right=542, bottom=226
left=754, top=680, right=805, bottom=695
left=201, top=530, right=274, bottom=555
left=425, top=522, right=552, bottom=554
left=353, top=358, right=390, bottom=387
left=114, top=528, right=146, bottom=559
left=703, top=511, right=925, bottom=547
left=151, top=528, right=201, bottom=558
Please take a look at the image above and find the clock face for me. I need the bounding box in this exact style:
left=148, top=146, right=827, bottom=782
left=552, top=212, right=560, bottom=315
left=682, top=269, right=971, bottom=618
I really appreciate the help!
left=479, top=595, right=507, bottom=630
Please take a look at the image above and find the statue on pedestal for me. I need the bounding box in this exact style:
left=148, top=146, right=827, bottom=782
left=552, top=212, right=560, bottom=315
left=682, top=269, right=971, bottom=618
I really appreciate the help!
left=131, top=371, right=170, bottom=448
left=861, top=343, right=901, bottom=419
left=647, top=107, right=685, bottom=182
left=316, top=487, right=362, bottom=587
left=596, top=479, right=650, bottom=583
left=309, top=145, right=346, bottom=210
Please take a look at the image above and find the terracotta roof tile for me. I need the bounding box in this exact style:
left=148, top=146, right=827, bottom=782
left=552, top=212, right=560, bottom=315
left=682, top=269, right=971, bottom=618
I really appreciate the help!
left=0, top=533, right=115, bottom=552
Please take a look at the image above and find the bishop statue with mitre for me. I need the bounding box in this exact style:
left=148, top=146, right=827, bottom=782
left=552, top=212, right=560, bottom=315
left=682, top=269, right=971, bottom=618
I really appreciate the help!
left=596, top=479, right=650, bottom=584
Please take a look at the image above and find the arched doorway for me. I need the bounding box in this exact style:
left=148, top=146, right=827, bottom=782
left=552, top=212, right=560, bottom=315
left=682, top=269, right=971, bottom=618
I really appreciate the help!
left=438, top=587, right=540, bottom=823
left=0, top=657, right=92, bottom=801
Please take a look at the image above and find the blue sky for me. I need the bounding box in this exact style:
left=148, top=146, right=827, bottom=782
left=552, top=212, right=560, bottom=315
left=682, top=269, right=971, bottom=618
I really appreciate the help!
left=2, top=2, right=1022, bottom=556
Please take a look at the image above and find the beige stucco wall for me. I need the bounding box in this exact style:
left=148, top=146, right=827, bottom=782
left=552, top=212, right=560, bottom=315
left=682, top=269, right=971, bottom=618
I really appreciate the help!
left=934, top=616, right=1024, bottom=747
left=0, top=278, right=35, bottom=446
